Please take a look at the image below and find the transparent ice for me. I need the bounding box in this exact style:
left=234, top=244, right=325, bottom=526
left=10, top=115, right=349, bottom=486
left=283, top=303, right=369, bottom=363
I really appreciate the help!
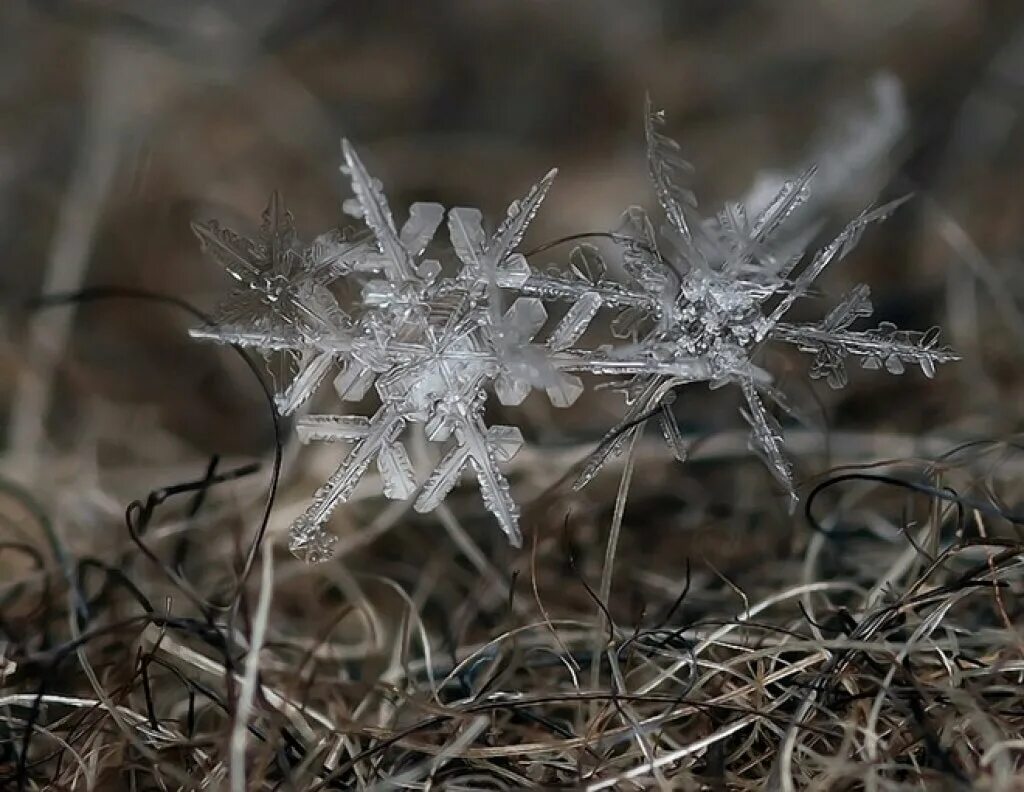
left=191, top=101, right=958, bottom=562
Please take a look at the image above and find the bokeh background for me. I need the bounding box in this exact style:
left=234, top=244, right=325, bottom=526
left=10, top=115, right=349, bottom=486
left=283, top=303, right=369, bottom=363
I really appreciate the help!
left=4, top=2, right=1024, bottom=788
left=2, top=0, right=1024, bottom=587
left=4, top=0, right=1024, bottom=461
left=3, top=0, right=1024, bottom=580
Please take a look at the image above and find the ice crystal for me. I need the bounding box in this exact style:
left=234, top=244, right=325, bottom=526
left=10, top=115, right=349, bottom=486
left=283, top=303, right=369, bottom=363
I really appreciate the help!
left=554, top=100, right=959, bottom=502
left=190, top=191, right=356, bottom=416
left=191, top=101, right=959, bottom=562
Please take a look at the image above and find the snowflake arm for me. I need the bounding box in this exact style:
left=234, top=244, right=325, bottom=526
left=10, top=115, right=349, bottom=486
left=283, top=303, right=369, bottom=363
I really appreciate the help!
left=289, top=405, right=408, bottom=562
left=547, top=290, right=602, bottom=352
left=448, top=166, right=557, bottom=295
left=190, top=191, right=300, bottom=292
left=739, top=377, right=796, bottom=507
left=725, top=167, right=816, bottom=282
left=645, top=95, right=702, bottom=247
left=341, top=140, right=444, bottom=290
left=490, top=168, right=558, bottom=265
left=658, top=394, right=690, bottom=463
left=573, top=376, right=661, bottom=490
left=774, top=321, right=958, bottom=388
left=764, top=195, right=911, bottom=328
left=275, top=350, right=336, bottom=415
left=189, top=219, right=263, bottom=287
left=416, top=416, right=524, bottom=546
left=341, top=139, right=410, bottom=281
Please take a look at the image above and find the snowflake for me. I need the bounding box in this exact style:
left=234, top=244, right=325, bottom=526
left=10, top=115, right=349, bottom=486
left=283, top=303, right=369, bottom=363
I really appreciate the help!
left=191, top=101, right=959, bottom=562
left=190, top=191, right=358, bottom=416
left=538, top=99, right=958, bottom=498
left=510, top=99, right=958, bottom=499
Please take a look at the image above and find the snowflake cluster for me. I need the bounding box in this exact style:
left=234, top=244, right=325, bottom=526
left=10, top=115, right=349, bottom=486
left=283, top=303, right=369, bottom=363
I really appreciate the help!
left=191, top=101, right=958, bottom=562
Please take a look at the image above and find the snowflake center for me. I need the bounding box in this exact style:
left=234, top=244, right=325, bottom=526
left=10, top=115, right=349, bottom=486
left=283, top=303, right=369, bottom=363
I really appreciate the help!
left=261, top=273, right=292, bottom=303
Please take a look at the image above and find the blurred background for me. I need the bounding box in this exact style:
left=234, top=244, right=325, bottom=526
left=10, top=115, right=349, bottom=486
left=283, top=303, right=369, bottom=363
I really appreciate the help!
left=5, top=3, right=1024, bottom=788
left=2, top=0, right=1024, bottom=563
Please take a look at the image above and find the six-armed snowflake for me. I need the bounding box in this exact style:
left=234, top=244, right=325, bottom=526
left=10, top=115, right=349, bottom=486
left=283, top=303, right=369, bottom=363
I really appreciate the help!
left=191, top=101, right=959, bottom=562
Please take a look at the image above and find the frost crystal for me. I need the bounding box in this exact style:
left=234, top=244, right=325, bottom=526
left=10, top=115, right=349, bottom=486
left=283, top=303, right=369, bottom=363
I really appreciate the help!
left=191, top=103, right=958, bottom=561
